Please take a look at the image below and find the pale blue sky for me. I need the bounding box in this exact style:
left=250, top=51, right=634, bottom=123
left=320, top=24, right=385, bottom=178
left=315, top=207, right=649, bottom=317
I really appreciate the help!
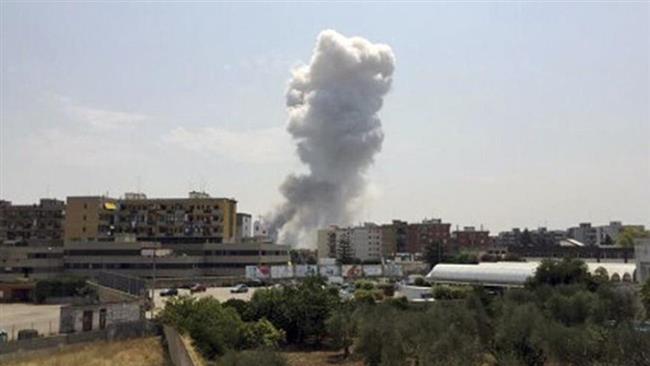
left=1, top=2, right=648, bottom=233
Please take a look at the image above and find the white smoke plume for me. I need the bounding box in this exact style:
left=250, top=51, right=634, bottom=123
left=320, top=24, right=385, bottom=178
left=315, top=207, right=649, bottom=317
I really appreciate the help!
left=270, top=30, right=395, bottom=247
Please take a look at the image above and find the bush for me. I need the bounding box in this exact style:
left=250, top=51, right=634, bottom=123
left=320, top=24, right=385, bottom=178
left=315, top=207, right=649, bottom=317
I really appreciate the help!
left=413, top=277, right=428, bottom=287
left=240, top=318, right=285, bottom=349
left=431, top=285, right=470, bottom=300
left=219, top=348, right=288, bottom=366
left=34, top=277, right=95, bottom=303
left=354, top=289, right=376, bottom=305
left=355, top=280, right=375, bottom=290
left=223, top=299, right=251, bottom=320
left=377, top=283, right=395, bottom=297
left=326, top=303, right=356, bottom=357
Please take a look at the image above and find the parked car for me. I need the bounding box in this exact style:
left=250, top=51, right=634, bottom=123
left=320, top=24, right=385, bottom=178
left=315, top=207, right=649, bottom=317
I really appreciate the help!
left=160, top=288, right=178, bottom=297
left=17, top=329, right=38, bottom=340
left=190, top=284, right=206, bottom=293
left=230, top=284, right=249, bottom=293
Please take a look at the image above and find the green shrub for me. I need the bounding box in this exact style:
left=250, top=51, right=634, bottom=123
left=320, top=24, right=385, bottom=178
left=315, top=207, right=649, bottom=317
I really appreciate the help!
left=240, top=319, right=285, bottom=349
left=413, top=277, right=428, bottom=287
left=377, top=283, right=395, bottom=297
left=34, top=277, right=94, bottom=303
left=223, top=299, right=251, bottom=320
left=355, top=280, right=375, bottom=290
left=431, top=285, right=470, bottom=300
left=354, top=289, right=376, bottom=305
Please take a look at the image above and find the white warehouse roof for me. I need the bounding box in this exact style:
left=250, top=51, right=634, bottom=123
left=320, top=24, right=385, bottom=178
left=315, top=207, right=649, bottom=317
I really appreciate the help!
left=425, top=261, right=637, bottom=287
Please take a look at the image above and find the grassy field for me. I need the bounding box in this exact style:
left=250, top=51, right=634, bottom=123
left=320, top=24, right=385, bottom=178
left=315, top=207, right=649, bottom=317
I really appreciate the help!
left=5, top=337, right=170, bottom=366
left=283, top=349, right=364, bottom=366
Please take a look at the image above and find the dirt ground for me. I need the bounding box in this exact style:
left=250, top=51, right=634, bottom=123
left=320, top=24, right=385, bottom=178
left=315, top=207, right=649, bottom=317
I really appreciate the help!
left=0, top=303, right=62, bottom=339
left=284, top=350, right=364, bottom=366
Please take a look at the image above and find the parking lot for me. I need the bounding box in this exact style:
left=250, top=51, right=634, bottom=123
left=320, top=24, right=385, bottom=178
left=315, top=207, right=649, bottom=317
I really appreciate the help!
left=153, top=286, right=263, bottom=310
left=0, top=303, right=62, bottom=339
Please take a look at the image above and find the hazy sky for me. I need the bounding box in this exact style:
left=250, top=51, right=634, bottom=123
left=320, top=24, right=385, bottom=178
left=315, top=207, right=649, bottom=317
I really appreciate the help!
left=1, top=2, right=648, bottom=233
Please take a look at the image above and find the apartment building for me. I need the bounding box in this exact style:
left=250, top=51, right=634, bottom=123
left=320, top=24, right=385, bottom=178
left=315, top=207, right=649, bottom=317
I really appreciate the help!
left=64, top=192, right=237, bottom=244
left=567, top=223, right=598, bottom=246
left=406, top=219, right=451, bottom=254
left=317, top=223, right=383, bottom=262
left=381, top=220, right=408, bottom=257
left=452, top=226, right=490, bottom=248
left=236, top=213, right=253, bottom=241
left=0, top=199, right=65, bottom=246
left=0, top=199, right=66, bottom=281
left=495, top=227, right=567, bottom=247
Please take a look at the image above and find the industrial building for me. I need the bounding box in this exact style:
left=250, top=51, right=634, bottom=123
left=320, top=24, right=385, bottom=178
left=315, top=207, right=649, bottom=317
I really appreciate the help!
left=426, top=261, right=637, bottom=287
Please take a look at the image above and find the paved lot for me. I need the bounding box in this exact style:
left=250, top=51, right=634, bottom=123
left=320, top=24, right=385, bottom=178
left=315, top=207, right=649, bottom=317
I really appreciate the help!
left=0, top=303, right=62, bottom=339
left=153, top=286, right=263, bottom=310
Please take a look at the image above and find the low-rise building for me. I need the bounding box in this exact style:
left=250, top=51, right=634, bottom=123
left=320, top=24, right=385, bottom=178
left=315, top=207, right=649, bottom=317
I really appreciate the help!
left=64, top=238, right=289, bottom=278
left=59, top=301, right=142, bottom=333
left=0, top=245, right=64, bottom=281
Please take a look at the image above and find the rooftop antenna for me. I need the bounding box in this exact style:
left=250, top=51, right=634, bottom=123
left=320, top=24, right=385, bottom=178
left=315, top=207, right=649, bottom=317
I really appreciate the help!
left=136, top=175, right=142, bottom=194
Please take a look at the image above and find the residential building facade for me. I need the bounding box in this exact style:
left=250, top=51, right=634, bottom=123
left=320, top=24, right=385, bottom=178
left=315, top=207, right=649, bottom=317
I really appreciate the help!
left=0, top=199, right=65, bottom=246
left=64, top=192, right=237, bottom=244
left=236, top=213, right=253, bottom=240
left=452, top=226, right=490, bottom=248
left=405, top=219, right=451, bottom=254
left=317, top=223, right=383, bottom=262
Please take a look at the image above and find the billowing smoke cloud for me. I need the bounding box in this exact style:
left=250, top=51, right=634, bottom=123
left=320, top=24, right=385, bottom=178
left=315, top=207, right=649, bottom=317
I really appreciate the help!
left=270, top=30, right=395, bottom=247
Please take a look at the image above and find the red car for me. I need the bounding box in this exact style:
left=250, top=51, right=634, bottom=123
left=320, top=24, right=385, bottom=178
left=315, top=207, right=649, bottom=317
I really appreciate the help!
left=190, top=284, right=207, bottom=293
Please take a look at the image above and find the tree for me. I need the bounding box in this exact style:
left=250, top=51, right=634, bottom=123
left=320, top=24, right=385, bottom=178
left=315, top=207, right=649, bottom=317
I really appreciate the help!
left=521, top=229, right=533, bottom=246
left=158, top=296, right=245, bottom=358
left=247, top=277, right=339, bottom=345
left=326, top=302, right=356, bottom=358
left=617, top=227, right=648, bottom=263
left=642, top=277, right=650, bottom=319
left=423, top=240, right=443, bottom=268
left=527, top=258, right=591, bottom=288
left=337, top=236, right=355, bottom=265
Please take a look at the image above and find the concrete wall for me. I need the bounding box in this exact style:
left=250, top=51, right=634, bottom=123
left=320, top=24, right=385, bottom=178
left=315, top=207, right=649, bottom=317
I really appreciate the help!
left=635, top=239, right=650, bottom=283
left=163, top=325, right=196, bottom=366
